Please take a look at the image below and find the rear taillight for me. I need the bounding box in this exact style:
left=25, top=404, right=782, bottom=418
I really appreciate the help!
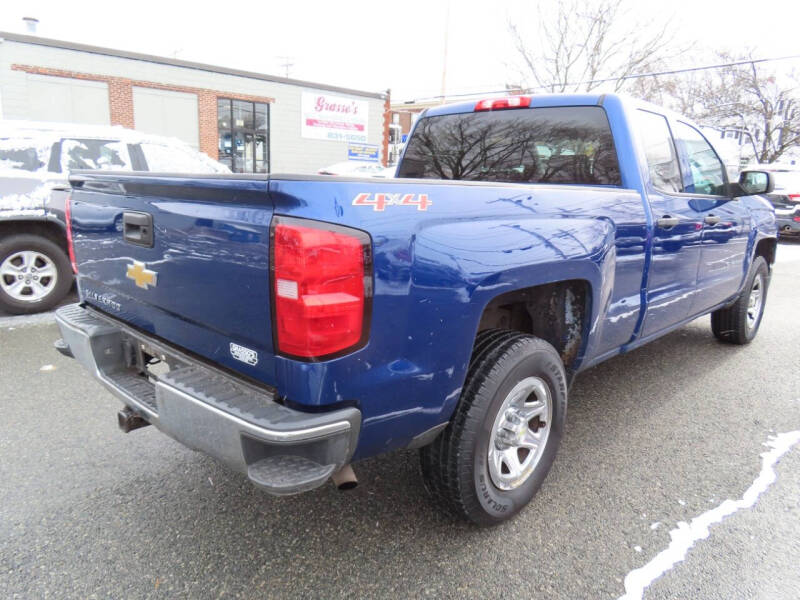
left=475, top=96, right=532, bottom=111
left=270, top=216, right=371, bottom=359
left=793, top=215, right=800, bottom=222
left=788, top=194, right=800, bottom=203
left=64, top=193, right=78, bottom=274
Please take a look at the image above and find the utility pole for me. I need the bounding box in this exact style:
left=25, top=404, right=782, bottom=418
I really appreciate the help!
left=277, top=56, right=294, bottom=79
left=439, top=0, right=450, bottom=104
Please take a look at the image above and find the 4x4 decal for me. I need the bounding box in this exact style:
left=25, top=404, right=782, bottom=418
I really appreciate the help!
left=352, top=193, right=432, bottom=212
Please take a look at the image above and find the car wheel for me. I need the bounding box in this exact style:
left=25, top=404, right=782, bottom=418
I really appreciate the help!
left=0, top=234, right=73, bottom=315
left=419, top=330, right=567, bottom=526
left=711, top=255, right=769, bottom=345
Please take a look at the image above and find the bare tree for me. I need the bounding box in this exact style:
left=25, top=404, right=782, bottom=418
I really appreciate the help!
left=674, top=53, right=800, bottom=163
left=509, top=0, right=674, bottom=93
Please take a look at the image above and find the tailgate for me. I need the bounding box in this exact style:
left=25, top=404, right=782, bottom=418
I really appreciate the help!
left=69, top=173, right=276, bottom=383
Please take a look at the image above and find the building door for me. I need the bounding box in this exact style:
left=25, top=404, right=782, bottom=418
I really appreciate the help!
left=217, top=99, right=269, bottom=173
left=25, top=74, right=110, bottom=125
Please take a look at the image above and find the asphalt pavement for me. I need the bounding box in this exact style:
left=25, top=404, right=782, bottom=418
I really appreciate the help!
left=1, top=242, right=799, bottom=599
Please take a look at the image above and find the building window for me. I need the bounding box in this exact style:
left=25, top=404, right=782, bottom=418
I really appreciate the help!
left=217, top=98, right=269, bottom=173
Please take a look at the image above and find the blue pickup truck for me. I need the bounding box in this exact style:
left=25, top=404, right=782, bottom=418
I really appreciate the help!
left=55, top=93, right=777, bottom=525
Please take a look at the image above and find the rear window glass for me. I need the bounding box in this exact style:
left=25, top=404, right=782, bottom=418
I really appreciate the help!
left=396, top=106, right=621, bottom=185
left=0, top=138, right=52, bottom=173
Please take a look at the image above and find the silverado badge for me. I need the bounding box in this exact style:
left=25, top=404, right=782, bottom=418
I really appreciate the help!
left=126, top=261, right=158, bottom=290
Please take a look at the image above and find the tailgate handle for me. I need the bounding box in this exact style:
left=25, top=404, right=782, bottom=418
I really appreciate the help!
left=123, top=211, right=154, bottom=247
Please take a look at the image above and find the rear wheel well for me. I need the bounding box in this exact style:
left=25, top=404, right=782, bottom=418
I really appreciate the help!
left=0, top=220, right=67, bottom=253
left=476, top=280, right=590, bottom=371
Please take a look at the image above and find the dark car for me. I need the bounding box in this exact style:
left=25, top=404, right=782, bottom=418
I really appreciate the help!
left=758, top=167, right=800, bottom=237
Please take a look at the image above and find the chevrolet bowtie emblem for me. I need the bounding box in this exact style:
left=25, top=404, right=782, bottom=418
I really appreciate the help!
left=126, top=261, right=158, bottom=290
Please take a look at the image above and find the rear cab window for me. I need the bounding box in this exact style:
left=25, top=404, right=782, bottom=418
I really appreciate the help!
left=636, top=110, right=683, bottom=193
left=59, top=138, right=132, bottom=172
left=397, top=106, right=621, bottom=186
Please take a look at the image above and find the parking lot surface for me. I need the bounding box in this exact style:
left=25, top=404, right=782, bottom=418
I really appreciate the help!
left=1, top=243, right=799, bottom=599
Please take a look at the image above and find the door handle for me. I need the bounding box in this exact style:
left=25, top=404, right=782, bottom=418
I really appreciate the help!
left=123, top=211, right=154, bottom=247
left=656, top=215, right=679, bottom=229
left=704, top=214, right=721, bottom=225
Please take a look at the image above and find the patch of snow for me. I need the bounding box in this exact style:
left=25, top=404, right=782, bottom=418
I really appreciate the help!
left=0, top=181, right=53, bottom=212
left=618, top=431, right=800, bottom=600
left=0, top=119, right=229, bottom=178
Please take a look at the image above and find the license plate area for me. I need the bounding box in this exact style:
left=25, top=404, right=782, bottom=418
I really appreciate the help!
left=122, top=337, right=179, bottom=384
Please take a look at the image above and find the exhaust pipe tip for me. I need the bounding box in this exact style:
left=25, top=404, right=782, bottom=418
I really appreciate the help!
left=331, top=464, right=358, bottom=490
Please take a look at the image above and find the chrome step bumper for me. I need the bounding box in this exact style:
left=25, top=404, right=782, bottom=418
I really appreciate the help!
left=55, top=303, right=361, bottom=495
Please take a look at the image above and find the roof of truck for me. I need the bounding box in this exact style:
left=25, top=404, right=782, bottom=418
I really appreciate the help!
left=423, top=93, right=607, bottom=118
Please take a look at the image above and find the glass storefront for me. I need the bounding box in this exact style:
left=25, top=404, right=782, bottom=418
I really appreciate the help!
left=217, top=99, right=269, bottom=173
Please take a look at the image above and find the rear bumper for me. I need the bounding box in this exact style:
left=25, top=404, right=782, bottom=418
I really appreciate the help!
left=55, top=303, right=361, bottom=495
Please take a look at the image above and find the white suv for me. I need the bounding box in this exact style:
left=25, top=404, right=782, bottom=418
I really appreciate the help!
left=0, top=121, right=229, bottom=314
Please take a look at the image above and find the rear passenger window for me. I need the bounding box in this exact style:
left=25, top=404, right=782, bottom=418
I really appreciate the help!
left=60, top=138, right=131, bottom=172
left=673, top=122, right=727, bottom=195
left=397, top=106, right=620, bottom=185
left=636, top=110, right=682, bottom=193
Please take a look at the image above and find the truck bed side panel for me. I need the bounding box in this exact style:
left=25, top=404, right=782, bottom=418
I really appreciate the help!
left=267, top=177, right=647, bottom=458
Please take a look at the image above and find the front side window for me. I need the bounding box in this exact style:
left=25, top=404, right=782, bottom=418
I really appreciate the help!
left=636, top=110, right=682, bottom=193
left=673, top=122, right=727, bottom=195
left=60, top=139, right=131, bottom=172
left=217, top=99, right=270, bottom=173
left=396, top=106, right=620, bottom=185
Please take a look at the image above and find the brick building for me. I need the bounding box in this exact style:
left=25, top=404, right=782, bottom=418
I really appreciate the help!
left=0, top=31, right=390, bottom=173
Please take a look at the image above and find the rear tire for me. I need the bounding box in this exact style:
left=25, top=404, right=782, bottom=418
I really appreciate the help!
left=711, top=255, right=769, bottom=345
left=420, top=330, right=567, bottom=526
left=0, top=234, right=72, bottom=315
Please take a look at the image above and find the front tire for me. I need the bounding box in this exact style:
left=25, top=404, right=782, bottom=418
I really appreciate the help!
left=420, top=330, right=567, bottom=526
left=0, top=234, right=73, bottom=315
left=711, top=255, right=769, bottom=345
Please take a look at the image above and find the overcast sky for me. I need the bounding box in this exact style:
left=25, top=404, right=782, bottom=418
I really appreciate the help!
left=3, top=0, right=798, bottom=102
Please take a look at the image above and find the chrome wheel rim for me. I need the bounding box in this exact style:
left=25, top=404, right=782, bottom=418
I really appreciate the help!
left=0, top=250, right=58, bottom=302
left=488, top=376, right=553, bottom=491
left=746, top=273, right=764, bottom=331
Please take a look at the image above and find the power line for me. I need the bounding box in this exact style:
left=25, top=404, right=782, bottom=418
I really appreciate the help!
left=408, top=53, right=800, bottom=104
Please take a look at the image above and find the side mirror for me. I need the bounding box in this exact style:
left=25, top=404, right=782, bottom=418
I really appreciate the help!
left=733, top=170, right=774, bottom=197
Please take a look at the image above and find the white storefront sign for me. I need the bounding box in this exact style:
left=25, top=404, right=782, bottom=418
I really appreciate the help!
left=301, top=92, right=369, bottom=143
